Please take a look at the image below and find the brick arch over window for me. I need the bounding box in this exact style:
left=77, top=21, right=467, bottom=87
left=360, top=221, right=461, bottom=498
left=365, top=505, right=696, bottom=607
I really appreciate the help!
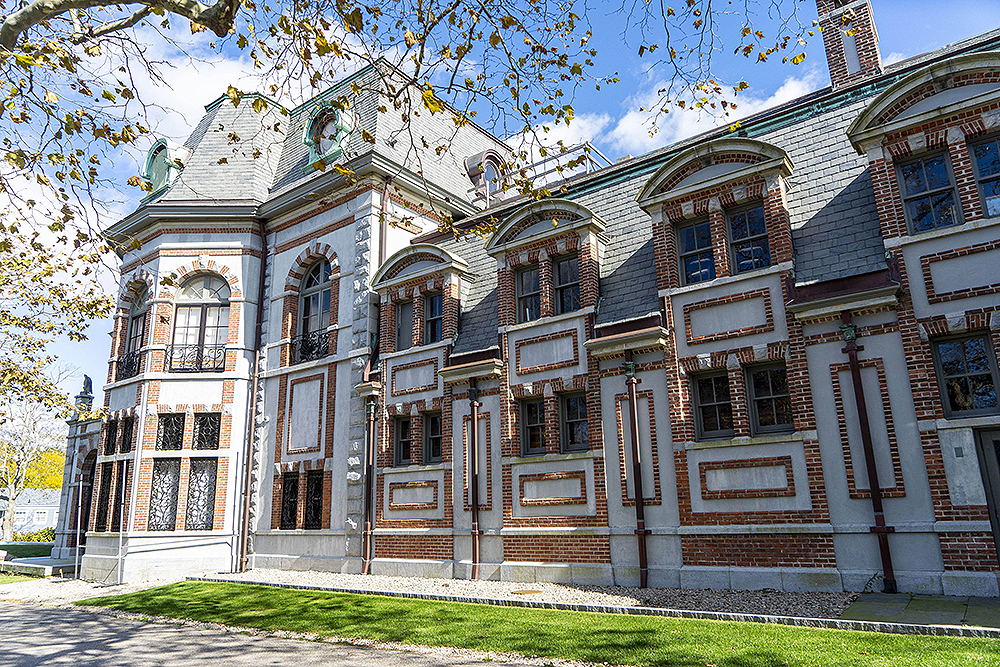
left=165, top=260, right=243, bottom=299
left=285, top=241, right=340, bottom=294
left=280, top=241, right=341, bottom=367
left=118, top=268, right=155, bottom=309
left=636, top=138, right=793, bottom=206
left=484, top=199, right=600, bottom=255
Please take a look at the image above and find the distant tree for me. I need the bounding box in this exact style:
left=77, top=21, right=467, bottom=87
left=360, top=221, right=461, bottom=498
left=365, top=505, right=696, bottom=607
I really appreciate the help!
left=1, top=396, right=66, bottom=542
left=26, top=450, right=65, bottom=490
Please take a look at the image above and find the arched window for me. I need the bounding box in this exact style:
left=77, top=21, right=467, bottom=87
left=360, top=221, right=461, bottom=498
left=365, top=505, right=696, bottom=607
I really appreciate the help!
left=169, top=275, right=230, bottom=372
left=117, top=287, right=148, bottom=380
left=483, top=158, right=502, bottom=196
left=295, top=260, right=332, bottom=363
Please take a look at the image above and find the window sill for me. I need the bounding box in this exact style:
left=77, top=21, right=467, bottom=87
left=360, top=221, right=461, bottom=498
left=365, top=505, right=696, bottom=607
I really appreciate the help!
left=383, top=462, right=452, bottom=474
left=684, top=431, right=802, bottom=450
left=503, top=449, right=600, bottom=464
left=500, top=306, right=594, bottom=334
left=382, top=339, right=451, bottom=361
left=660, top=261, right=792, bottom=298
left=933, top=413, right=1000, bottom=430
left=887, top=215, right=1000, bottom=248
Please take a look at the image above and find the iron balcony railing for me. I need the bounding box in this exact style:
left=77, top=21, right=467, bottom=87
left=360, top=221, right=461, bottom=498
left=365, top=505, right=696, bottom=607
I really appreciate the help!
left=114, top=351, right=142, bottom=381
left=165, top=344, right=226, bottom=372
left=293, top=330, right=330, bottom=364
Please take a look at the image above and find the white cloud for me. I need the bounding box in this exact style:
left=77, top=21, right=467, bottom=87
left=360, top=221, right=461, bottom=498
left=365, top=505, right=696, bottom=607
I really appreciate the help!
left=509, top=112, right=613, bottom=184
left=883, top=52, right=908, bottom=66
left=606, top=68, right=824, bottom=156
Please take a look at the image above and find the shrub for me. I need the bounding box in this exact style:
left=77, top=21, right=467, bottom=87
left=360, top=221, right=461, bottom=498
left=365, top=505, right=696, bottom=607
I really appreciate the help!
left=11, top=527, right=56, bottom=542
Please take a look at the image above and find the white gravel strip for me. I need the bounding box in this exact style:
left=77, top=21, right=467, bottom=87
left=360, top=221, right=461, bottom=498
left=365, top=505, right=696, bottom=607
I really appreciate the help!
left=214, top=568, right=858, bottom=619
left=0, top=575, right=181, bottom=607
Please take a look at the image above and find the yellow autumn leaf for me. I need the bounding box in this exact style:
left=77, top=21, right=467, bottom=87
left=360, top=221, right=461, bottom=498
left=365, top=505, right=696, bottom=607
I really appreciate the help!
left=43, top=90, right=58, bottom=104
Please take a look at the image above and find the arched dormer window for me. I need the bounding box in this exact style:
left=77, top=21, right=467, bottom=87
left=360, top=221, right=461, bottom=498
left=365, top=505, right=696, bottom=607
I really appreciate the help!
left=295, top=260, right=333, bottom=363
left=303, top=104, right=355, bottom=168
left=168, top=275, right=230, bottom=372
left=141, top=138, right=189, bottom=199
left=465, top=150, right=507, bottom=206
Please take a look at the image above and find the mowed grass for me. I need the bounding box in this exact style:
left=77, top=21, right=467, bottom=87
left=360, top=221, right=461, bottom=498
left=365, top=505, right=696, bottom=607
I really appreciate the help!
left=79, top=581, right=1000, bottom=667
left=0, top=572, right=38, bottom=585
left=0, top=542, right=55, bottom=559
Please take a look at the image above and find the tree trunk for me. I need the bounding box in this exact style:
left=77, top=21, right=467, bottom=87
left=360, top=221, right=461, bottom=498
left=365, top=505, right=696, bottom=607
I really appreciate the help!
left=2, top=496, right=16, bottom=542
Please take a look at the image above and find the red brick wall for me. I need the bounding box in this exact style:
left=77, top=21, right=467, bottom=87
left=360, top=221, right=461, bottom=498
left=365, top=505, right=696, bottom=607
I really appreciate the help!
left=503, top=535, right=611, bottom=564
left=682, top=534, right=836, bottom=568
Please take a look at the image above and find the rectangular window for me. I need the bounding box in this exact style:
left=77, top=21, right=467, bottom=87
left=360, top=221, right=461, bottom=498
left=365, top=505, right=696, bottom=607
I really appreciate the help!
left=396, top=301, right=413, bottom=351
left=898, top=154, right=961, bottom=233
left=424, top=413, right=442, bottom=463
left=193, top=413, right=221, bottom=450
left=394, top=417, right=412, bottom=466
left=678, top=220, right=716, bottom=285
left=516, top=265, right=541, bottom=323
left=104, top=420, right=118, bottom=456
left=34, top=510, right=47, bottom=524
left=933, top=334, right=1000, bottom=417
left=521, top=399, right=546, bottom=455
left=693, top=373, right=734, bottom=440
left=127, top=312, right=147, bottom=355
left=561, top=394, right=589, bottom=452
left=748, top=365, right=794, bottom=434
left=424, top=293, right=444, bottom=344
left=94, top=462, right=113, bottom=531
left=119, top=416, right=134, bottom=453
left=111, top=461, right=130, bottom=531
left=304, top=470, right=324, bottom=529
left=185, top=458, right=217, bottom=530
left=156, top=414, right=185, bottom=450
left=554, top=255, right=581, bottom=314
left=728, top=205, right=771, bottom=273
left=148, top=459, right=181, bottom=531
left=973, top=138, right=1000, bottom=217
left=279, top=472, right=299, bottom=530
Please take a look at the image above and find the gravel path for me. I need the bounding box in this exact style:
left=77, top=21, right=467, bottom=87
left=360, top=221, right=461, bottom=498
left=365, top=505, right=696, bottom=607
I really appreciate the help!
left=214, top=569, right=858, bottom=619
left=0, top=574, right=180, bottom=606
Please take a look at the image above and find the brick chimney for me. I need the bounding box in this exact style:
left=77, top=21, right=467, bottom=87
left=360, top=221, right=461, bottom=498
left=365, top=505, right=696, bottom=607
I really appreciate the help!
left=817, top=0, right=882, bottom=89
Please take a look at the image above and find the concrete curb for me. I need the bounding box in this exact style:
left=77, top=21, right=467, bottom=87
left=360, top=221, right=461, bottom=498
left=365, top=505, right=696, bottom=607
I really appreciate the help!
left=189, top=576, right=1000, bottom=639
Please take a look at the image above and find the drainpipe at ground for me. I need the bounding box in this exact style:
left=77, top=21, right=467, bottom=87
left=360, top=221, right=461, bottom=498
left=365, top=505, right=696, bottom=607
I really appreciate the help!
left=624, top=350, right=649, bottom=588
left=469, top=378, right=481, bottom=580
left=362, top=397, right=378, bottom=574
left=840, top=310, right=897, bottom=594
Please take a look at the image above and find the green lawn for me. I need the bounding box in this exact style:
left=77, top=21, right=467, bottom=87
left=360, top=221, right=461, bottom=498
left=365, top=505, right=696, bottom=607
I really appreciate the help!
left=0, top=572, right=38, bottom=585
left=79, top=581, right=999, bottom=667
left=0, top=542, right=54, bottom=559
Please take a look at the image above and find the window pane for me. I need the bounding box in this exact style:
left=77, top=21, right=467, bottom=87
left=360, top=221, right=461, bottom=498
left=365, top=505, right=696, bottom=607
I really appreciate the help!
left=924, top=155, right=951, bottom=190
left=730, top=211, right=748, bottom=240
left=713, top=375, right=730, bottom=401
left=975, top=141, right=1000, bottom=178
left=701, top=406, right=719, bottom=432
left=982, top=179, right=1000, bottom=217
left=908, top=198, right=934, bottom=232
left=696, top=221, right=712, bottom=249
left=697, top=377, right=715, bottom=403
left=947, top=377, right=973, bottom=412
left=396, top=302, right=413, bottom=350
left=560, top=285, right=581, bottom=313
left=964, top=336, right=991, bottom=373
left=304, top=470, right=324, bottom=530
left=717, top=403, right=734, bottom=431
left=519, top=267, right=539, bottom=294
left=521, top=294, right=540, bottom=321
left=558, top=257, right=578, bottom=285
left=971, top=375, right=999, bottom=410
left=570, top=421, right=589, bottom=448
left=770, top=368, right=788, bottom=395
left=684, top=253, right=716, bottom=284
left=680, top=226, right=697, bottom=254
left=148, top=459, right=181, bottom=531
left=747, top=206, right=766, bottom=236
left=757, top=399, right=776, bottom=427
left=901, top=162, right=927, bottom=196
left=938, top=340, right=965, bottom=376
left=775, top=397, right=793, bottom=425
left=932, top=192, right=958, bottom=228
left=752, top=370, right=770, bottom=397
left=185, top=458, right=217, bottom=531
left=280, top=473, right=298, bottom=530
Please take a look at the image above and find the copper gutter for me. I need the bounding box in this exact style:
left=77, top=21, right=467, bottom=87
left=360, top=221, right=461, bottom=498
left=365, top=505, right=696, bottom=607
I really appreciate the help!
left=623, top=349, right=649, bottom=588
left=840, top=310, right=897, bottom=593
left=469, top=377, right=481, bottom=579
left=238, top=219, right=268, bottom=572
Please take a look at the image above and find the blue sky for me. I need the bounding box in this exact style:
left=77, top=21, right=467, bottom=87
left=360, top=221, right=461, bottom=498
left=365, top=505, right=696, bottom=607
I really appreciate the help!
left=49, top=0, right=1000, bottom=403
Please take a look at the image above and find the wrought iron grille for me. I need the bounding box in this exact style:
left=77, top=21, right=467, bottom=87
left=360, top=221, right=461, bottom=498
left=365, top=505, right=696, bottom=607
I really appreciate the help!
left=293, top=330, right=330, bottom=364
left=119, top=417, right=134, bottom=453
left=94, top=462, right=113, bottom=531
left=156, top=414, right=185, bottom=450
left=280, top=472, right=299, bottom=530
left=165, top=344, right=226, bottom=372
left=148, top=458, right=181, bottom=531
left=304, top=470, right=324, bottom=529
left=185, top=458, right=217, bottom=530
left=104, top=420, right=118, bottom=456
left=193, top=414, right=221, bottom=450
left=111, top=461, right=130, bottom=532
left=115, top=351, right=142, bottom=381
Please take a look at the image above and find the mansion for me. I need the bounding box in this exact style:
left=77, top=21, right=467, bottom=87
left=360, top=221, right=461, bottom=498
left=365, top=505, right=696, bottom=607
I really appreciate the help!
left=52, top=0, right=1000, bottom=596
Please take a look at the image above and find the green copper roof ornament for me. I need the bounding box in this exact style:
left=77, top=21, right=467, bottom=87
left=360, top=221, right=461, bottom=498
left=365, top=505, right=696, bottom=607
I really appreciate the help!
left=302, top=103, right=355, bottom=170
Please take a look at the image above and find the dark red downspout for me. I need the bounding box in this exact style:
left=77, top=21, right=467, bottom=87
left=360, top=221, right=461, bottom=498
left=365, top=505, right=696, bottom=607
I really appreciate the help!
left=624, top=350, right=649, bottom=588
left=841, top=310, right=897, bottom=594
left=469, top=377, right=481, bottom=580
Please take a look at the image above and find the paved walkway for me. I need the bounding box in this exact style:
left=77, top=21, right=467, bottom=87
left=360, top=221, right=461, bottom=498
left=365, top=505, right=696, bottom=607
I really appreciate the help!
left=841, top=593, right=1000, bottom=628
left=0, top=604, right=542, bottom=667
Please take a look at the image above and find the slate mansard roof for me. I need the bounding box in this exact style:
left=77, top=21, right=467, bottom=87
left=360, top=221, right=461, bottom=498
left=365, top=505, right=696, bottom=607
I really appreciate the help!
left=435, top=29, right=1000, bottom=356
